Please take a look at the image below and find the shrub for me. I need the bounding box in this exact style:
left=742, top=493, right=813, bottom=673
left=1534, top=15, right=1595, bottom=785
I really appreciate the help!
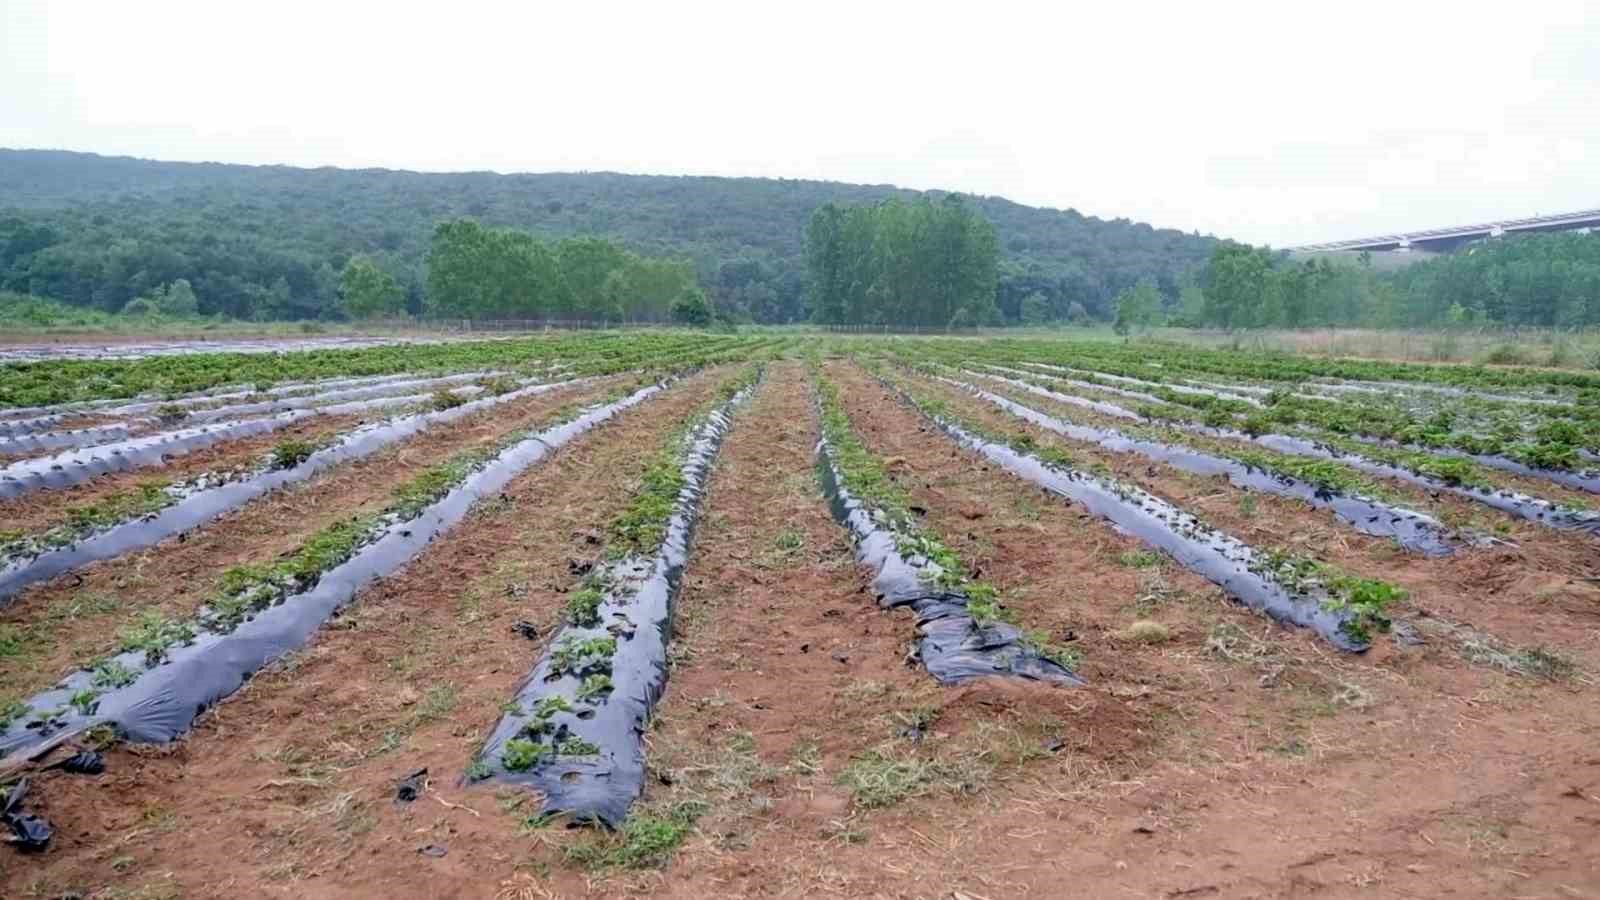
left=270, top=439, right=315, bottom=470
left=430, top=389, right=466, bottom=411
left=1482, top=343, right=1528, bottom=366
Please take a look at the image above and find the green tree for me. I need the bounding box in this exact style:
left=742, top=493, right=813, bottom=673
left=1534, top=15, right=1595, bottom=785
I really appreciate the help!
left=1175, top=278, right=1206, bottom=326
left=339, top=257, right=406, bottom=319
left=1201, top=243, right=1272, bottom=329
left=1112, top=278, right=1160, bottom=335
left=606, top=255, right=696, bottom=322
left=1020, top=291, right=1050, bottom=325
left=805, top=203, right=848, bottom=324
left=121, top=296, right=158, bottom=316
left=156, top=278, right=199, bottom=316
left=670, top=286, right=713, bottom=326
left=426, top=220, right=493, bottom=316
left=802, top=196, right=1000, bottom=328
left=556, top=237, right=628, bottom=319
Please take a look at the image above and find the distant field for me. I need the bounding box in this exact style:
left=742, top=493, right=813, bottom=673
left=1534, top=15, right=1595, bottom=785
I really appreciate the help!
left=0, top=332, right=1597, bottom=897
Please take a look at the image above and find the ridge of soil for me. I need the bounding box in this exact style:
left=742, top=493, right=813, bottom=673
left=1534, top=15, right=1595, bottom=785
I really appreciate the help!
left=896, top=367, right=1600, bottom=665
left=3, top=361, right=1599, bottom=898
left=0, top=378, right=623, bottom=710
left=0, top=412, right=379, bottom=536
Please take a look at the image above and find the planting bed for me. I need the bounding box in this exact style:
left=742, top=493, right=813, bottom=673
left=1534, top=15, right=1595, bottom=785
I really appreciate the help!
left=1, top=335, right=1598, bottom=899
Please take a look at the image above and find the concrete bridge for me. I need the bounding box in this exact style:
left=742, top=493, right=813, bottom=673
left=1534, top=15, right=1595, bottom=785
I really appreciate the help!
left=1291, top=207, right=1600, bottom=253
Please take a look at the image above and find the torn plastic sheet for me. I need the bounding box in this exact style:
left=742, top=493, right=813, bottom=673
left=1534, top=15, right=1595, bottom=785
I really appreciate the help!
left=1, top=778, right=50, bottom=851
left=0, top=377, right=587, bottom=604
left=938, top=376, right=1464, bottom=557
left=814, top=428, right=1087, bottom=683
left=884, top=382, right=1369, bottom=651
left=975, top=371, right=1600, bottom=538
left=471, top=382, right=756, bottom=829
left=0, top=381, right=664, bottom=757
left=43, top=750, right=105, bottom=774
left=0, top=381, right=504, bottom=500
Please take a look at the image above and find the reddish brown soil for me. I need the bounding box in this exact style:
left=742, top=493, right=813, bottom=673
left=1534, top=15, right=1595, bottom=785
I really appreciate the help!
left=3, top=362, right=1599, bottom=899
left=0, top=370, right=724, bottom=897
left=900, top=368, right=1600, bottom=665
left=806, top=363, right=1600, bottom=898
left=0, top=377, right=623, bottom=703
left=0, top=412, right=379, bottom=536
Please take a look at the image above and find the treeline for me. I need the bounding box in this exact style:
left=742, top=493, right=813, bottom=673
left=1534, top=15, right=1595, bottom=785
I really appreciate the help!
left=1186, top=245, right=1383, bottom=330
left=0, top=149, right=1217, bottom=324
left=1387, top=232, right=1600, bottom=327
left=423, top=220, right=711, bottom=324
left=805, top=197, right=1000, bottom=327
left=1174, top=233, right=1600, bottom=331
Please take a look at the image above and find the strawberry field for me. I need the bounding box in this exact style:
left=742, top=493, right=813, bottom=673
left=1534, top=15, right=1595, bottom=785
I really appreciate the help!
left=0, top=332, right=1596, bottom=898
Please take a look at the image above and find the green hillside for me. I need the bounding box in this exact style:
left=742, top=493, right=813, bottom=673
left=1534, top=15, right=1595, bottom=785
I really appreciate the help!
left=0, top=149, right=1218, bottom=323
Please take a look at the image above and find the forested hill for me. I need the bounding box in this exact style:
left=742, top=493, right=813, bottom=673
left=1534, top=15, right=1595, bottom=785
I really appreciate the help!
left=0, top=149, right=1218, bottom=323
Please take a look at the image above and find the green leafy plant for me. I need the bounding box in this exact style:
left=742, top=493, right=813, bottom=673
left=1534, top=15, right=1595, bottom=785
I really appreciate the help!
left=430, top=388, right=466, bottom=411
left=550, top=635, right=617, bottom=677
left=270, top=439, right=315, bottom=470
left=91, top=659, right=139, bottom=689
left=502, top=737, right=548, bottom=772
left=557, top=737, right=601, bottom=756
left=576, top=673, right=613, bottom=701
left=564, top=801, right=707, bottom=871
left=566, top=586, right=604, bottom=627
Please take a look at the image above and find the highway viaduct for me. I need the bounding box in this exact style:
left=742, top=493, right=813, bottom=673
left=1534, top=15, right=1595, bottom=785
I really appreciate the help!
left=1291, top=208, right=1600, bottom=253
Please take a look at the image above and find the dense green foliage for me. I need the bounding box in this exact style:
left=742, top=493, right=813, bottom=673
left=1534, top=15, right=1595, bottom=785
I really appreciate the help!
left=805, top=197, right=1000, bottom=327
left=423, top=219, right=701, bottom=321
left=0, top=149, right=1216, bottom=324
left=0, top=291, right=119, bottom=328
left=1189, top=233, right=1600, bottom=329
left=339, top=256, right=405, bottom=319
left=1388, top=232, right=1600, bottom=327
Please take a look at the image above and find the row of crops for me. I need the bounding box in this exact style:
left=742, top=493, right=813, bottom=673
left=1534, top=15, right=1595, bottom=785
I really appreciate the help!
left=0, top=332, right=1591, bottom=884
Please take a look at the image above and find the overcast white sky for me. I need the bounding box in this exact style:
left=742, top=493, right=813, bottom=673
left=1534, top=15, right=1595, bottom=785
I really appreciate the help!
left=3, top=1, right=1596, bottom=246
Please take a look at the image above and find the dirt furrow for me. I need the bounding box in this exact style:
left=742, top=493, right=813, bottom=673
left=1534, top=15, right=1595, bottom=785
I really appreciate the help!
left=1, top=370, right=725, bottom=898
left=808, top=362, right=1600, bottom=899
left=914, top=368, right=1600, bottom=662
left=0, top=412, right=377, bottom=536
left=0, top=377, right=625, bottom=704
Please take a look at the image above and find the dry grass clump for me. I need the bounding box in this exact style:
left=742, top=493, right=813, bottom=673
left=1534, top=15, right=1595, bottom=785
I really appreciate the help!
left=1119, top=620, right=1172, bottom=644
